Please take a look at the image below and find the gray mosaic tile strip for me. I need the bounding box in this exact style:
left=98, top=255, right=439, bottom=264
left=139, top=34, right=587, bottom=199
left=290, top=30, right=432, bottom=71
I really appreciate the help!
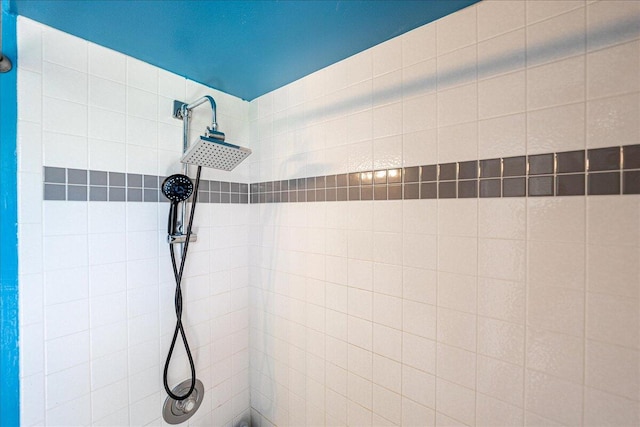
left=529, top=154, right=554, bottom=176
left=43, top=167, right=249, bottom=203
left=109, top=172, right=126, bottom=187
left=503, top=177, right=525, bottom=197
left=44, top=167, right=66, bottom=183
left=529, top=176, right=554, bottom=197
left=480, top=179, right=501, bottom=197
left=588, top=172, right=620, bottom=195
left=589, top=147, right=620, bottom=172
left=127, top=174, right=143, bottom=188
left=44, top=184, right=65, bottom=200
left=557, top=150, right=585, bottom=174
left=90, top=171, right=107, bottom=186
left=480, top=159, right=501, bottom=178
left=249, top=144, right=640, bottom=203
left=624, top=144, right=640, bottom=169
left=144, top=175, right=158, bottom=189
left=67, top=169, right=87, bottom=185
left=503, top=156, right=526, bottom=177
left=557, top=174, right=585, bottom=196
left=459, top=161, right=478, bottom=180
left=43, top=144, right=639, bottom=203
left=623, top=170, right=640, bottom=194
left=67, top=185, right=87, bottom=201
left=90, top=186, right=107, bottom=201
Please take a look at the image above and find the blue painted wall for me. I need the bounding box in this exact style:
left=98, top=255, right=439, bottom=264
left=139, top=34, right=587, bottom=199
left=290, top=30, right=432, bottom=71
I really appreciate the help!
left=11, top=0, right=478, bottom=100
left=0, top=0, right=19, bottom=425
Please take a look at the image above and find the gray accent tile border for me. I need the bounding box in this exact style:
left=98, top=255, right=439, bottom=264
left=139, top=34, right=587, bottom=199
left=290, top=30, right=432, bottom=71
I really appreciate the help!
left=250, top=144, right=640, bottom=203
left=42, top=144, right=640, bottom=203
left=43, top=167, right=249, bottom=203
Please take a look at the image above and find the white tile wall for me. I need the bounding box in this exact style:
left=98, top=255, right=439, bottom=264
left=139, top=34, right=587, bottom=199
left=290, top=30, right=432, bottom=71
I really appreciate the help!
left=17, top=18, right=252, bottom=427
left=17, top=0, right=640, bottom=426
left=248, top=1, right=639, bottom=426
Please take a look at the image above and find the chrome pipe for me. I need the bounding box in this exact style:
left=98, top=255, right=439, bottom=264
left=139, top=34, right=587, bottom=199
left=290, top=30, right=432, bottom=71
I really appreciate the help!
left=184, top=95, right=218, bottom=131
left=179, top=104, right=190, bottom=235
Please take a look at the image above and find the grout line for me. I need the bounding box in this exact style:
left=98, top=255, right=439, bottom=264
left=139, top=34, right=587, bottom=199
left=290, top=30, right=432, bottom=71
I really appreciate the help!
left=582, top=9, right=589, bottom=421
left=523, top=1, right=530, bottom=420
left=37, top=24, right=50, bottom=424
left=433, top=16, right=440, bottom=421
left=38, top=23, right=48, bottom=424
left=85, top=31, right=93, bottom=415
left=474, top=5, right=480, bottom=423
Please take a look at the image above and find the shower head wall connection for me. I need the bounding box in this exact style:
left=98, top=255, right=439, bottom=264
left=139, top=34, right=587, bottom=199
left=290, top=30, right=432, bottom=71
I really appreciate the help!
left=172, top=96, right=219, bottom=132
left=173, top=96, right=224, bottom=142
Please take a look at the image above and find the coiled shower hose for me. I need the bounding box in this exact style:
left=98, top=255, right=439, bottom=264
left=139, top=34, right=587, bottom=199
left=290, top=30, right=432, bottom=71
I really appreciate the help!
left=163, top=166, right=202, bottom=401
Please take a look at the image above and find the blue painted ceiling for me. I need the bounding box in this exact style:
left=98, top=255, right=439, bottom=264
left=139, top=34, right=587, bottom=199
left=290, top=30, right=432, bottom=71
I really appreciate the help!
left=11, top=0, right=478, bottom=100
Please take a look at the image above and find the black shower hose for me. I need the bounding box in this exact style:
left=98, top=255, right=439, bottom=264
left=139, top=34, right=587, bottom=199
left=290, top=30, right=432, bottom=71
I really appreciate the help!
left=163, top=166, right=202, bottom=401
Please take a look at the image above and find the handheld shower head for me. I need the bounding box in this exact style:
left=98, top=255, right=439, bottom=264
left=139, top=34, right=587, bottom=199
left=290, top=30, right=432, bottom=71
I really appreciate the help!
left=162, top=174, right=194, bottom=203
left=162, top=174, right=195, bottom=236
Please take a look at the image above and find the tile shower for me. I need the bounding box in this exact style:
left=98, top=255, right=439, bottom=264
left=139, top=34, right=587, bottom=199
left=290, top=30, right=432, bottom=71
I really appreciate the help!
left=16, top=0, right=639, bottom=426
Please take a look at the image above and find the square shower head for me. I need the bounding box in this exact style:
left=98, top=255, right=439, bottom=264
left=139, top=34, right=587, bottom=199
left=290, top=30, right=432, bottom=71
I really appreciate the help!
left=181, top=136, right=252, bottom=171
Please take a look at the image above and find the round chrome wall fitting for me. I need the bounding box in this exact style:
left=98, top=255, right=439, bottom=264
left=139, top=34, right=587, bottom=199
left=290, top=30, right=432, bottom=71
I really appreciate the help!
left=162, top=378, right=205, bottom=424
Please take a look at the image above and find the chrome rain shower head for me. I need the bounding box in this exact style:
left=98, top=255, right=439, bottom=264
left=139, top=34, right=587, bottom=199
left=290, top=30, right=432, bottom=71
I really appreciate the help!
left=172, top=96, right=252, bottom=171
left=181, top=134, right=252, bottom=171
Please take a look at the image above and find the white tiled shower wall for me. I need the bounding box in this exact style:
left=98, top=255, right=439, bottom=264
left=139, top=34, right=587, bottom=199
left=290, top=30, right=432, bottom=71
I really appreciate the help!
left=248, top=1, right=639, bottom=426
left=17, top=18, right=253, bottom=426
left=16, top=0, right=640, bottom=426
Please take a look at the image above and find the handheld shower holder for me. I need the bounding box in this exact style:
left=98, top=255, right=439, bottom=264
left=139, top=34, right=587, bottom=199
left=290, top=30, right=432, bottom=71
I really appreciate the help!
left=161, top=174, right=198, bottom=245
left=172, top=97, right=220, bottom=136
left=168, top=233, right=197, bottom=244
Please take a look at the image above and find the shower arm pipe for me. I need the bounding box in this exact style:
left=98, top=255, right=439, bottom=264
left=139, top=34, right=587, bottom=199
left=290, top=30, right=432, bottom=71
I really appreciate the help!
left=181, top=95, right=219, bottom=132
left=179, top=95, right=219, bottom=168
left=176, top=95, right=219, bottom=234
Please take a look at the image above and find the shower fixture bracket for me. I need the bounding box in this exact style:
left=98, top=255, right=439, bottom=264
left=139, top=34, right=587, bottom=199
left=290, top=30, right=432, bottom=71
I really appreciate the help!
left=172, top=100, right=188, bottom=120
left=171, top=97, right=219, bottom=133
left=167, top=233, right=197, bottom=244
